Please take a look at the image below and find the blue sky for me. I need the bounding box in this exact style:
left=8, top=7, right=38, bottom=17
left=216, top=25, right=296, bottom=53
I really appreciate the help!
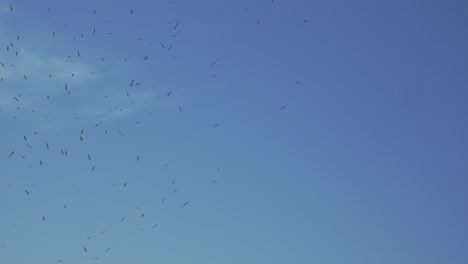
left=1, top=0, right=468, bottom=263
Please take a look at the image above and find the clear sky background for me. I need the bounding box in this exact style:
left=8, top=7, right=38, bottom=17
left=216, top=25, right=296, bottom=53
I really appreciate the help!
left=1, top=0, right=468, bottom=263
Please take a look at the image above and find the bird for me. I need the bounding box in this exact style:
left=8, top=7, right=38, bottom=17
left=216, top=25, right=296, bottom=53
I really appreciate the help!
left=8, top=151, right=14, bottom=157
left=183, top=202, right=189, bottom=207
left=83, top=247, right=88, bottom=253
